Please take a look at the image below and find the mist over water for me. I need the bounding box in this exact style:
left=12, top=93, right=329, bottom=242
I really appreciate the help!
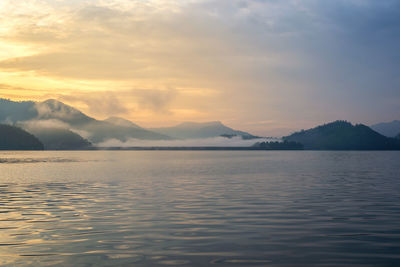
left=96, top=136, right=277, bottom=147
left=0, top=151, right=400, bottom=266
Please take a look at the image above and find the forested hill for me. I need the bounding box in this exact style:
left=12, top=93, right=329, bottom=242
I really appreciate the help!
left=284, top=121, right=400, bottom=150
left=25, top=127, right=92, bottom=150
left=0, top=124, right=44, bottom=150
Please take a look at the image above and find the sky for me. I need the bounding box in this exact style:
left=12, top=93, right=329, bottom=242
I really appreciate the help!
left=0, top=0, right=399, bottom=136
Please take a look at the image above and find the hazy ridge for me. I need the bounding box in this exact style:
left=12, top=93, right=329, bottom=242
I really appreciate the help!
left=0, top=98, right=399, bottom=150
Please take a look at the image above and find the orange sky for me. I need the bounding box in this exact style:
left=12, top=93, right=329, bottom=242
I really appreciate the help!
left=1, top=0, right=399, bottom=136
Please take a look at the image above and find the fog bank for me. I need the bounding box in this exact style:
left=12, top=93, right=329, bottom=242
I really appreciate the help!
left=97, top=136, right=278, bottom=148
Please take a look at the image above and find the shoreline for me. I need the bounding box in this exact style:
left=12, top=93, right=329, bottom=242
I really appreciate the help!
left=2, top=147, right=400, bottom=151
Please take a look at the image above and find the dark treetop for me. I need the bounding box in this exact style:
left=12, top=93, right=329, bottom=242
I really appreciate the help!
left=252, top=140, right=303, bottom=150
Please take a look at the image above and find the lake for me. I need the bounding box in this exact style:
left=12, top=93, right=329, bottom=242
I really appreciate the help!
left=0, top=151, right=400, bottom=266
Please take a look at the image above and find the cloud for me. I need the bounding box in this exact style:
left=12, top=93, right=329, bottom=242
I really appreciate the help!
left=69, top=128, right=91, bottom=139
left=35, top=100, right=81, bottom=121
left=19, top=119, right=70, bottom=130
left=1, top=0, right=400, bottom=135
left=134, top=88, right=178, bottom=113
left=55, top=87, right=178, bottom=117
left=18, top=117, right=92, bottom=140
left=0, top=0, right=299, bottom=81
left=58, top=92, right=129, bottom=117
left=97, top=136, right=277, bottom=147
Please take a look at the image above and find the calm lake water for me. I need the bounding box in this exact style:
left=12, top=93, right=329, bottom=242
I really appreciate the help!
left=0, top=151, right=399, bottom=266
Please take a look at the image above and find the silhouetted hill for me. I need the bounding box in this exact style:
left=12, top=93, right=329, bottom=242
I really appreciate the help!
left=284, top=121, right=400, bottom=150
left=24, top=127, right=92, bottom=150
left=150, top=121, right=258, bottom=139
left=0, top=124, right=44, bottom=150
left=370, top=120, right=400, bottom=137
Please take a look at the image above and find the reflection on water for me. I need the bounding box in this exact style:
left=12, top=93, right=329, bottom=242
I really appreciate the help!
left=0, top=158, right=80, bottom=164
left=0, top=151, right=400, bottom=266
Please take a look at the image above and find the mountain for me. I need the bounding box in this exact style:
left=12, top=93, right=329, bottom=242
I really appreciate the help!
left=150, top=121, right=258, bottom=139
left=1, top=98, right=259, bottom=143
left=104, top=117, right=141, bottom=128
left=0, top=98, right=37, bottom=123
left=23, top=127, right=92, bottom=150
left=36, top=99, right=93, bottom=126
left=370, top=120, right=400, bottom=137
left=0, top=124, right=44, bottom=150
left=37, top=100, right=171, bottom=142
left=284, top=120, right=400, bottom=150
left=84, top=121, right=170, bottom=143
left=0, top=98, right=170, bottom=144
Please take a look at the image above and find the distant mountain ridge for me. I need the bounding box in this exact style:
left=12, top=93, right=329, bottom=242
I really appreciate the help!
left=104, top=117, right=141, bottom=128
left=36, top=100, right=170, bottom=142
left=1, top=98, right=400, bottom=151
left=284, top=120, right=400, bottom=150
left=150, top=121, right=259, bottom=139
left=370, top=120, right=400, bottom=137
left=0, top=98, right=170, bottom=146
left=0, top=98, right=260, bottom=149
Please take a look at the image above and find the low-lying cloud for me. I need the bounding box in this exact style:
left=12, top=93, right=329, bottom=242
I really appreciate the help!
left=19, top=119, right=70, bottom=130
left=97, top=136, right=277, bottom=147
left=18, top=118, right=91, bottom=139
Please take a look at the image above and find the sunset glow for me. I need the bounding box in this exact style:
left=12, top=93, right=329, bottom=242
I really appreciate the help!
left=1, top=0, right=399, bottom=135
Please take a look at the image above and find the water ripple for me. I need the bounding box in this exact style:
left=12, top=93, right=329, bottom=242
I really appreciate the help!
left=0, top=151, right=400, bottom=266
